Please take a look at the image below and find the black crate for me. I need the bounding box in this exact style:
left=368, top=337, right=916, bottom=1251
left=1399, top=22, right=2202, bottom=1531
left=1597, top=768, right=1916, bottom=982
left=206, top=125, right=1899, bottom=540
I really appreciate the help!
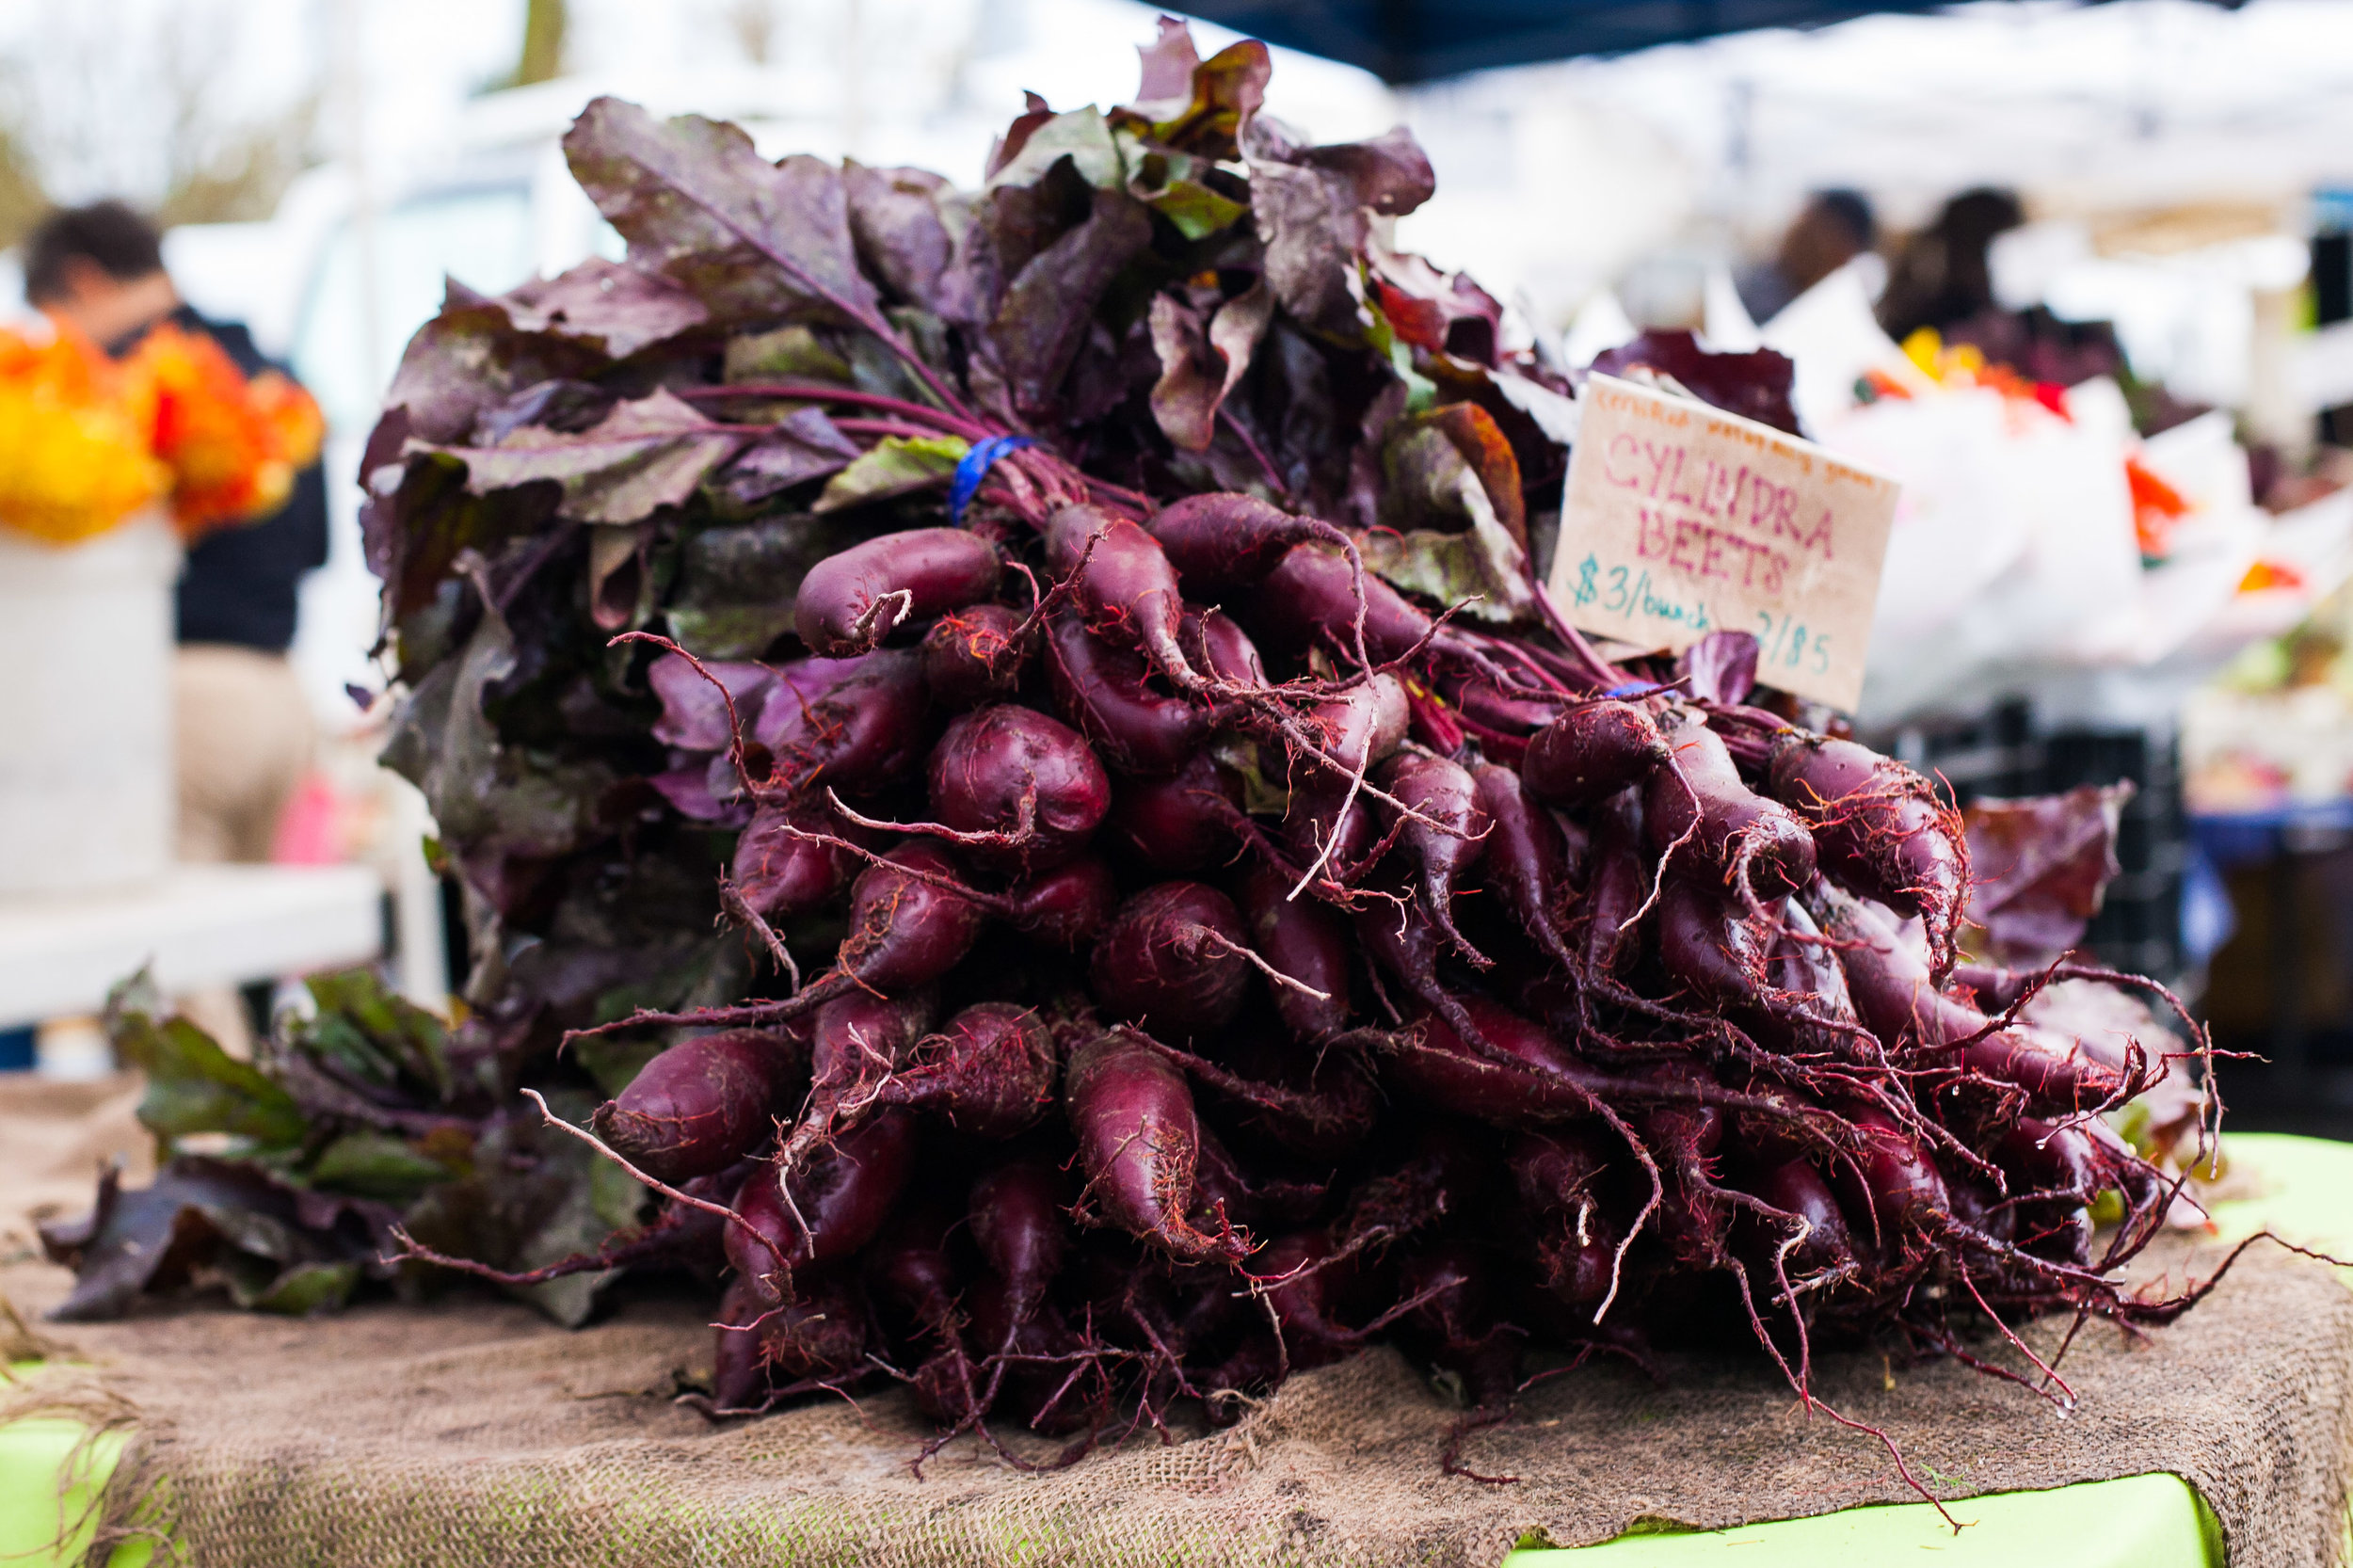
left=1876, top=697, right=2041, bottom=801
left=1860, top=700, right=2186, bottom=985
left=2041, top=728, right=2186, bottom=984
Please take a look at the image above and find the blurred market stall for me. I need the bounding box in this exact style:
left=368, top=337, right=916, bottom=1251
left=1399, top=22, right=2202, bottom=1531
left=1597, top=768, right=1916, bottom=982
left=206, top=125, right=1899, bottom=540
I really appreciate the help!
left=0, top=310, right=384, bottom=1064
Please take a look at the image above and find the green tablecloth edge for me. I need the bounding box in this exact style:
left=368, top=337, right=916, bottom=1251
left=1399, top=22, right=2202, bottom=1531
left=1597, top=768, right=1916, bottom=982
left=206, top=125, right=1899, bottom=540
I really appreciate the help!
left=1500, top=1470, right=2221, bottom=1566
left=1505, top=1129, right=2353, bottom=1567
left=0, top=1406, right=146, bottom=1568
left=5, top=1132, right=2346, bottom=1568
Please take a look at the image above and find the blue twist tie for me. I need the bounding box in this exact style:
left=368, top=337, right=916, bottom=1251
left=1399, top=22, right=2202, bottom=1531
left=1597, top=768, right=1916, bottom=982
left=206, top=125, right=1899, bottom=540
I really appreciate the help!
left=949, top=434, right=1038, bottom=525
left=1601, top=680, right=1657, bottom=700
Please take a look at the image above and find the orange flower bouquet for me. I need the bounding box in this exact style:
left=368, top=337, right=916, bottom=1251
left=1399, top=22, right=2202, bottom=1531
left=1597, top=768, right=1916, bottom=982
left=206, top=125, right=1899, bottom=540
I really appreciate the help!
left=0, top=324, right=170, bottom=545
left=123, top=322, right=325, bottom=538
left=0, top=317, right=325, bottom=549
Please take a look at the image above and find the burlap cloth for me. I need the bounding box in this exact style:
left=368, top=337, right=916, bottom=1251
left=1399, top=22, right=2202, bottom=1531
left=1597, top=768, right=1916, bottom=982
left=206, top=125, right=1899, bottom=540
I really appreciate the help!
left=6, top=1077, right=2353, bottom=1568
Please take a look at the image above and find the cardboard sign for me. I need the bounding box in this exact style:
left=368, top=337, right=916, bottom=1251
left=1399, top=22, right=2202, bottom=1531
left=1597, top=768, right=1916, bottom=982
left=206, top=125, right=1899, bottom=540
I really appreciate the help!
left=1547, top=374, right=1900, bottom=711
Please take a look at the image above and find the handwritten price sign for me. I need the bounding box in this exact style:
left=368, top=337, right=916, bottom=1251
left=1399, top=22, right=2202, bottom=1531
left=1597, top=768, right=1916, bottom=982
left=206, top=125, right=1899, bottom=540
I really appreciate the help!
left=1547, top=374, right=1900, bottom=711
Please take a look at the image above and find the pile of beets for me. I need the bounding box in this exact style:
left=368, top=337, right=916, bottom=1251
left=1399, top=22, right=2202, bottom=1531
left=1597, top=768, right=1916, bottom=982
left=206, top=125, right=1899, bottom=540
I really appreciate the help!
left=407, top=498, right=2218, bottom=1470
left=314, top=24, right=2243, bottom=1482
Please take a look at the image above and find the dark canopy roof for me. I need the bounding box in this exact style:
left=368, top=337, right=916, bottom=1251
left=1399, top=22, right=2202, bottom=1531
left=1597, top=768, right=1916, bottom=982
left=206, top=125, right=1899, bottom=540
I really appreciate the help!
left=1175, top=0, right=2220, bottom=85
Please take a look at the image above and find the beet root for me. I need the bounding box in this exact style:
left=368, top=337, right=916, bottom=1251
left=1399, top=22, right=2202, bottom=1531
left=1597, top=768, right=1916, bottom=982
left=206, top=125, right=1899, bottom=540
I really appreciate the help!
left=1376, top=996, right=1613, bottom=1127
left=1376, top=749, right=1492, bottom=968
left=770, top=987, right=937, bottom=1177
left=747, top=1271, right=875, bottom=1397
left=1750, top=1157, right=1858, bottom=1276
left=727, top=1108, right=920, bottom=1302
left=866, top=1206, right=963, bottom=1340
left=1236, top=860, right=1353, bottom=1042
left=590, top=1028, right=807, bottom=1184
left=1043, top=504, right=1200, bottom=690
left=1521, top=700, right=1670, bottom=811
left=1512, top=1130, right=1620, bottom=1308
left=1064, top=1027, right=1254, bottom=1263
left=1645, top=714, right=1817, bottom=905
left=875, top=1002, right=1058, bottom=1139
left=1182, top=606, right=1267, bottom=690
left=1159, top=1029, right=1378, bottom=1160
left=1244, top=544, right=1434, bottom=667
left=711, top=1274, right=775, bottom=1412
left=1807, top=880, right=2139, bottom=1114
left=1007, top=856, right=1119, bottom=951
left=835, top=841, right=989, bottom=993
left=1472, top=761, right=1578, bottom=971
left=1300, top=673, right=1411, bottom=780
left=1768, top=734, right=1967, bottom=981
left=1044, top=608, right=1210, bottom=777
left=1145, top=492, right=1353, bottom=595
left=731, top=799, right=865, bottom=920
left=1848, top=1109, right=1950, bottom=1245
left=969, top=1159, right=1071, bottom=1313
left=925, top=703, right=1112, bottom=873
left=1089, top=881, right=1253, bottom=1039
left=1576, top=792, right=1649, bottom=982
left=921, top=601, right=1031, bottom=709
left=794, top=527, right=1001, bottom=656
left=1105, top=754, right=1245, bottom=874
left=751, top=649, right=933, bottom=799
left=1653, top=872, right=1776, bottom=1012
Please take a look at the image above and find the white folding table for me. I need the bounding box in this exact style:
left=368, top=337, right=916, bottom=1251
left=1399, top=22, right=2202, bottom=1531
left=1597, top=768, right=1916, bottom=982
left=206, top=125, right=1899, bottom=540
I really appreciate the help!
left=0, top=863, right=386, bottom=1031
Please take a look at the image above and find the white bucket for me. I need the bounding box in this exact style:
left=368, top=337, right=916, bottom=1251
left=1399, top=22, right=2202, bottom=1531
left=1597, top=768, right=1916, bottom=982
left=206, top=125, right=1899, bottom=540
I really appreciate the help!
left=0, top=513, right=181, bottom=896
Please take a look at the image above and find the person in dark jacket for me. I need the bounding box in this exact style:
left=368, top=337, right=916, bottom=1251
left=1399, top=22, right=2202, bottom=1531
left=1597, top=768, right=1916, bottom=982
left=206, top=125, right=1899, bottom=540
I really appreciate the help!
left=24, top=200, right=328, bottom=871
left=1876, top=187, right=2026, bottom=344
left=1735, top=189, right=1878, bottom=326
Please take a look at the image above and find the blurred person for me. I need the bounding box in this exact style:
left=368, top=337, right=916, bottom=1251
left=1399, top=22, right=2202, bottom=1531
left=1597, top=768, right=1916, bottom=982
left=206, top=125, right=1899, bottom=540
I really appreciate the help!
left=1735, top=188, right=1877, bottom=325
left=26, top=201, right=329, bottom=1048
left=1877, top=186, right=2025, bottom=343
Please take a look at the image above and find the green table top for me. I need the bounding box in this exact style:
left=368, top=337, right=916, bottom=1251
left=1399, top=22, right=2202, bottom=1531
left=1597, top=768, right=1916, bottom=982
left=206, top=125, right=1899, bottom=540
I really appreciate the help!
left=1509, top=1471, right=2220, bottom=1567
left=5, top=1132, right=2348, bottom=1568
left=1501, top=1130, right=2353, bottom=1568
left=0, top=1416, right=144, bottom=1568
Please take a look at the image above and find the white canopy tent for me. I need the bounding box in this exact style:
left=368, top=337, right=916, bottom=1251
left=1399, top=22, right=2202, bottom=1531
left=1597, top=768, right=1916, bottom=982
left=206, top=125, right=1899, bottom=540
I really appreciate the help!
left=1567, top=0, right=2353, bottom=230
left=1392, top=0, right=2353, bottom=343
